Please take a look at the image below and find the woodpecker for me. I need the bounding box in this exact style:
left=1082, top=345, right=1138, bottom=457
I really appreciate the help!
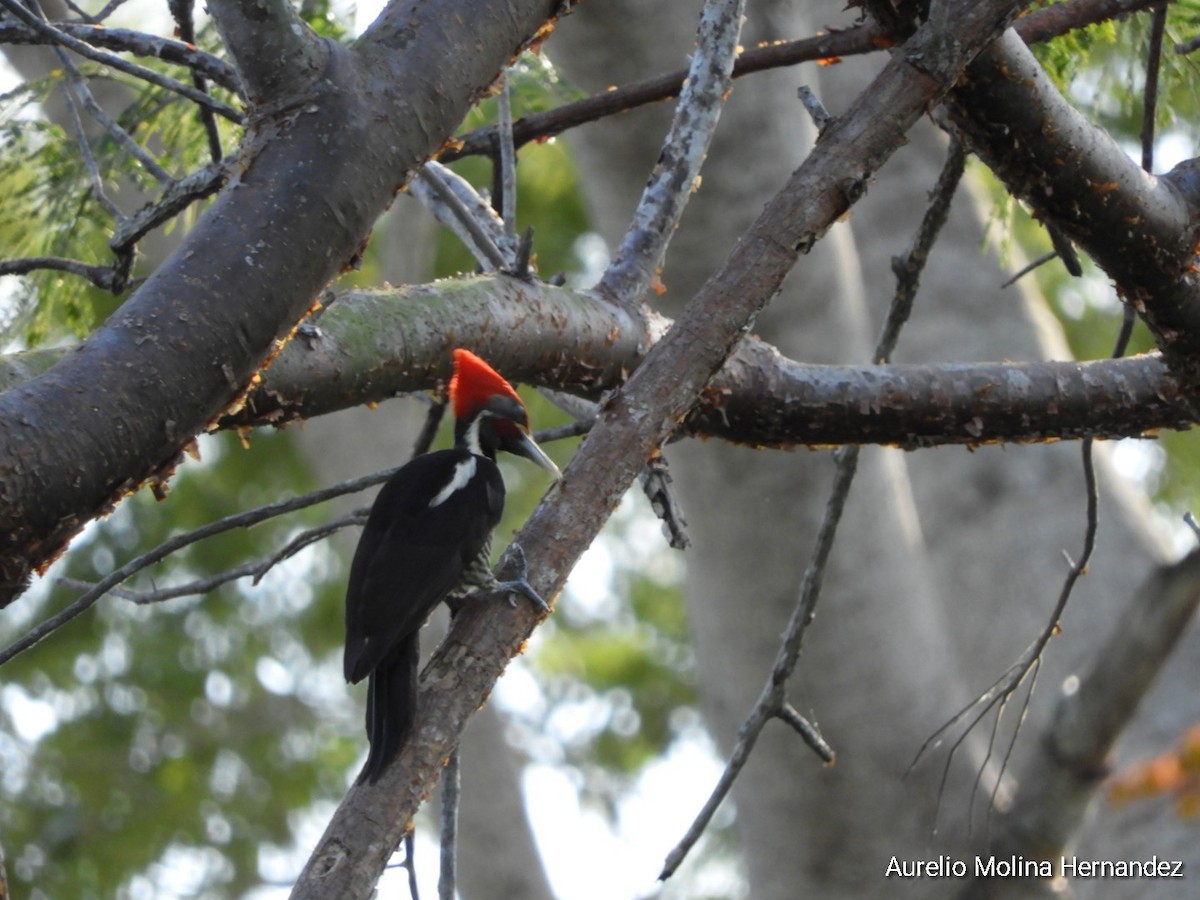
left=343, top=348, right=561, bottom=784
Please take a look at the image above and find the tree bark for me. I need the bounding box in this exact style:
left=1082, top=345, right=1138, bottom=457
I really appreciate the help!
left=0, top=0, right=561, bottom=604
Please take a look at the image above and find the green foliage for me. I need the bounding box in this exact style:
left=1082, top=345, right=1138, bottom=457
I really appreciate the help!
left=0, top=40, right=240, bottom=347
left=431, top=53, right=590, bottom=281
left=299, top=0, right=351, bottom=42
left=0, top=431, right=353, bottom=898
left=1032, top=0, right=1200, bottom=149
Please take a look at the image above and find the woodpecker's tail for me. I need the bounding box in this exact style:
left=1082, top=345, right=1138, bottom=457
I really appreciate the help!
left=358, top=630, right=420, bottom=784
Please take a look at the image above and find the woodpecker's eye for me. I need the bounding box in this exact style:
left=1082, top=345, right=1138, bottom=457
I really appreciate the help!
left=483, top=394, right=531, bottom=430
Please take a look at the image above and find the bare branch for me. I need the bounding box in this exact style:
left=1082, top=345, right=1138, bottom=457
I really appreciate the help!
left=109, top=162, right=229, bottom=253
left=0, top=255, right=131, bottom=292
left=0, top=21, right=244, bottom=94
left=954, top=552, right=1200, bottom=897
left=0, top=0, right=243, bottom=121
left=597, top=0, right=745, bottom=303
left=443, top=0, right=1161, bottom=164
left=411, top=162, right=510, bottom=270
left=0, top=469, right=394, bottom=668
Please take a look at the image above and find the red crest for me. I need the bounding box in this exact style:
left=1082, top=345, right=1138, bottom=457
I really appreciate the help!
left=450, top=349, right=523, bottom=420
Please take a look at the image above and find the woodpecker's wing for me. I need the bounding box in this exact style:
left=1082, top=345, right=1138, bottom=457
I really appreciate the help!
left=344, top=449, right=505, bottom=684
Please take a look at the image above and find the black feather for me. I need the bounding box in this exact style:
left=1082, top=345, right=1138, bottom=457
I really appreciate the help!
left=344, top=447, right=505, bottom=782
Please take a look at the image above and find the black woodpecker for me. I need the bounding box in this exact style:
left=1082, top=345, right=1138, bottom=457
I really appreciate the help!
left=343, top=348, right=561, bottom=784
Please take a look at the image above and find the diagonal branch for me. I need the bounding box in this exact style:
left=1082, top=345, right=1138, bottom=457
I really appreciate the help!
left=943, top=28, right=1200, bottom=364
left=0, top=21, right=244, bottom=94
left=289, top=1, right=1035, bottom=895
left=0, top=0, right=243, bottom=121
left=597, top=0, right=745, bottom=303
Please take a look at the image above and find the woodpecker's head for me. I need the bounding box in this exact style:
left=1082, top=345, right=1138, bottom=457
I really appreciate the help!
left=450, top=349, right=561, bottom=478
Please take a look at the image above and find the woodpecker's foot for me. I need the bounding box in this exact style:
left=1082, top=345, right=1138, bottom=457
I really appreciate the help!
left=496, top=544, right=550, bottom=613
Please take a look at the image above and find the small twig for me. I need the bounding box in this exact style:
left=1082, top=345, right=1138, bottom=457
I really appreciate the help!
left=508, top=226, right=535, bottom=280
left=1141, top=1, right=1169, bottom=172
left=168, top=0, right=224, bottom=161
left=60, top=77, right=124, bottom=220
left=796, top=85, right=832, bottom=132
left=495, top=70, right=518, bottom=250
left=638, top=455, right=690, bottom=550
left=411, top=162, right=509, bottom=271
left=0, top=255, right=130, bottom=292
left=597, top=0, right=746, bottom=304
left=402, top=832, right=418, bottom=900
left=0, top=467, right=400, bottom=668
left=438, top=746, right=460, bottom=900
left=777, top=703, right=835, bottom=762
left=1184, top=511, right=1200, bottom=542
left=1000, top=250, right=1058, bottom=288
left=886, top=139, right=966, bottom=360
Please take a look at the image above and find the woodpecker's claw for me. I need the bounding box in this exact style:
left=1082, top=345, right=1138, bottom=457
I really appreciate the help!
left=496, top=544, right=550, bottom=613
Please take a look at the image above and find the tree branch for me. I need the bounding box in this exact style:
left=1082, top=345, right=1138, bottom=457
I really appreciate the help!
left=1, top=278, right=1194, bottom=449
left=0, top=0, right=563, bottom=606
left=0, top=21, right=244, bottom=94
left=0, top=0, right=243, bottom=121
left=943, top=28, right=1200, bottom=365
left=443, top=0, right=1161, bottom=164
left=597, top=0, right=745, bottom=302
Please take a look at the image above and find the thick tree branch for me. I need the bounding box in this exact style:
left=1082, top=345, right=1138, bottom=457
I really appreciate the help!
left=1, top=279, right=1193, bottom=448
left=943, top=29, right=1200, bottom=365
left=290, top=1, right=1033, bottom=894
left=0, top=0, right=561, bottom=606
left=207, top=0, right=324, bottom=104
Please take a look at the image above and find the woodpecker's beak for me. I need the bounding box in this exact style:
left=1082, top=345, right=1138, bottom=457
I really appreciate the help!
left=514, top=429, right=562, bottom=481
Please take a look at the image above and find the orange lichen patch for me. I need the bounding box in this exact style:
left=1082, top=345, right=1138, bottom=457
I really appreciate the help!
left=525, top=20, right=556, bottom=55
left=1109, top=725, right=1200, bottom=817
left=871, top=35, right=896, bottom=49
left=1089, top=180, right=1120, bottom=195
left=817, top=56, right=843, bottom=66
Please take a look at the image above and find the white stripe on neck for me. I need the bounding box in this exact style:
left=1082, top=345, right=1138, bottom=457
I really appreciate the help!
left=463, top=412, right=488, bottom=457
left=429, top=456, right=477, bottom=507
